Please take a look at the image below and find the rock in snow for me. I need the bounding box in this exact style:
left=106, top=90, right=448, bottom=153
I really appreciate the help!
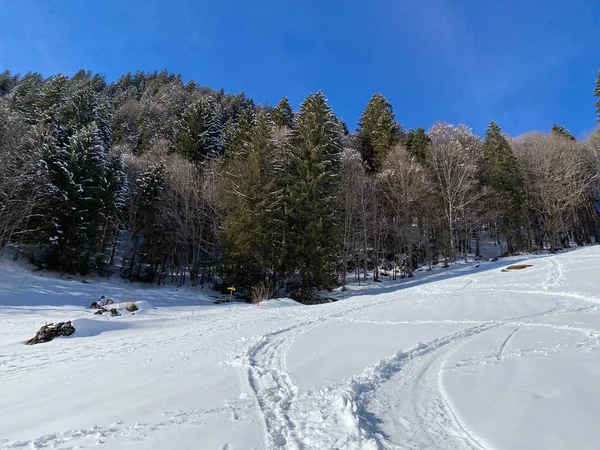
left=26, top=321, right=76, bottom=345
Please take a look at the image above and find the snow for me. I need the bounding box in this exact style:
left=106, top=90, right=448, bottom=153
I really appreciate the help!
left=1, top=248, right=600, bottom=449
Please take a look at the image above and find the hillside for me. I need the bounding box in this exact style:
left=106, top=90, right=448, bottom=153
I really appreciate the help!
left=1, top=247, right=600, bottom=449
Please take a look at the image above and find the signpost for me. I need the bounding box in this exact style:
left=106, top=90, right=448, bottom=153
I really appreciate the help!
left=227, top=287, right=236, bottom=310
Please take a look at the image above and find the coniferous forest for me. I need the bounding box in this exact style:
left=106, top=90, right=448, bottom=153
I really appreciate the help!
left=1, top=69, right=599, bottom=302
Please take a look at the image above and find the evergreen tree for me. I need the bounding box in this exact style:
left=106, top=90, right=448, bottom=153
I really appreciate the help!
left=286, top=91, right=342, bottom=299
left=97, top=153, right=127, bottom=270
left=221, top=110, right=283, bottom=295
left=222, top=107, right=255, bottom=159
left=33, top=76, right=119, bottom=273
left=37, top=75, right=69, bottom=121
left=70, top=124, right=112, bottom=273
left=9, top=73, right=44, bottom=124
left=271, top=96, right=294, bottom=128
left=335, top=118, right=350, bottom=136
left=595, top=69, right=600, bottom=123
left=127, top=163, right=167, bottom=281
left=0, top=71, right=19, bottom=97
left=38, top=123, right=77, bottom=268
left=551, top=124, right=576, bottom=141
left=482, top=121, right=525, bottom=252
left=356, top=93, right=401, bottom=172
left=176, top=95, right=224, bottom=162
left=216, top=91, right=255, bottom=125
left=39, top=123, right=113, bottom=273
left=404, top=126, right=430, bottom=164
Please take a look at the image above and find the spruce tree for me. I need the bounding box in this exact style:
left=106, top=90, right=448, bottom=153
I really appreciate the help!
left=10, top=73, right=43, bottom=123
left=129, top=163, right=167, bottom=281
left=34, top=76, right=119, bottom=274
left=222, top=107, right=255, bottom=159
left=271, top=96, right=294, bottom=128
left=356, top=93, right=401, bottom=172
left=0, top=71, right=18, bottom=97
left=286, top=91, right=342, bottom=299
left=551, top=124, right=576, bottom=141
left=221, top=110, right=282, bottom=295
left=39, top=124, right=78, bottom=270
left=404, top=126, right=430, bottom=164
left=482, top=121, right=525, bottom=252
left=39, top=123, right=115, bottom=273
left=176, top=95, right=224, bottom=162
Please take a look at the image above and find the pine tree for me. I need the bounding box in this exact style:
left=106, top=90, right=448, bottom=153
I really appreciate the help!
left=551, top=124, right=576, bottom=141
left=286, top=91, right=342, bottom=299
left=482, top=121, right=525, bottom=252
left=357, top=93, right=401, bottom=172
left=271, top=96, right=294, bottom=128
left=404, top=126, right=430, bottom=164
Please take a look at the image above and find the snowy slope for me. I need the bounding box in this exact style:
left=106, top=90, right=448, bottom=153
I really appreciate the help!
left=1, top=248, right=600, bottom=449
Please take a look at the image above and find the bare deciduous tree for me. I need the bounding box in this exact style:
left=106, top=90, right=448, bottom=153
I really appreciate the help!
left=379, top=145, right=432, bottom=277
left=0, top=106, right=46, bottom=255
left=513, top=132, right=597, bottom=251
left=427, top=123, right=484, bottom=265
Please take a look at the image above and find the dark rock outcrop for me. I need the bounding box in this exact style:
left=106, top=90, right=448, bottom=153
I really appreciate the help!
left=26, top=322, right=75, bottom=345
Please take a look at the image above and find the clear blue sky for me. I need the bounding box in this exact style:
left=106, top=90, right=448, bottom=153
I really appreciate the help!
left=1, top=0, right=599, bottom=137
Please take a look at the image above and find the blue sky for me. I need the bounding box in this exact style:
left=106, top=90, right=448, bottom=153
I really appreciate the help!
left=1, top=0, right=599, bottom=137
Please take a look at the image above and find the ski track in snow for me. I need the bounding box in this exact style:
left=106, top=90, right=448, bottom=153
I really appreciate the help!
left=0, top=401, right=255, bottom=449
left=225, top=255, right=600, bottom=450
left=497, top=328, right=520, bottom=361
left=3, top=251, right=600, bottom=449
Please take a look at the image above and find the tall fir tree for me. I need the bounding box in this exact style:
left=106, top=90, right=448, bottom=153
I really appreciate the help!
left=128, top=163, right=167, bottom=281
left=34, top=76, right=120, bottom=274
left=39, top=122, right=120, bottom=273
left=222, top=107, right=255, bottom=159
left=176, top=95, right=224, bottom=162
left=404, top=126, right=430, bottom=164
left=286, top=91, right=342, bottom=299
left=482, top=121, right=525, bottom=252
left=221, top=110, right=283, bottom=295
left=271, top=96, right=294, bottom=128
left=356, top=93, right=401, bottom=172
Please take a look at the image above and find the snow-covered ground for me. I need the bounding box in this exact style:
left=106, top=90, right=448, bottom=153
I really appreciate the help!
left=1, top=248, right=600, bottom=450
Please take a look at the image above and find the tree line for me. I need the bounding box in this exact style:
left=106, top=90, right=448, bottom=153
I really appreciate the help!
left=1, top=69, right=599, bottom=302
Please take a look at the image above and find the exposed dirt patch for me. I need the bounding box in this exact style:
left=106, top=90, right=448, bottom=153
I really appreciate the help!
left=501, top=264, right=533, bottom=272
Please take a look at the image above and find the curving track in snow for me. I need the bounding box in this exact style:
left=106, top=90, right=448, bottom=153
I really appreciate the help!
left=234, top=252, right=600, bottom=450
